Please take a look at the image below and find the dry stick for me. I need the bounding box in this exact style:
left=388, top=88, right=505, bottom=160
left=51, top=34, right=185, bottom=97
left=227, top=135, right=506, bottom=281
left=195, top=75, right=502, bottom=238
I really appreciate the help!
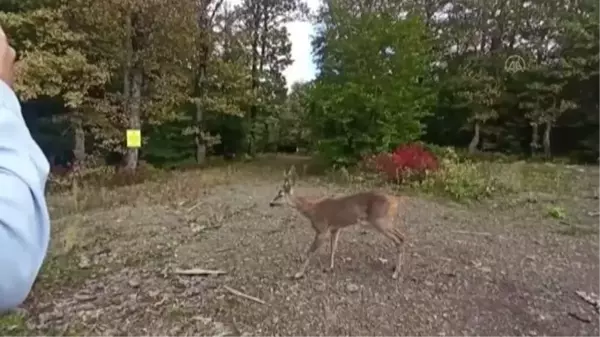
left=174, top=268, right=227, bottom=276
left=223, top=285, right=266, bottom=305
left=568, top=311, right=592, bottom=323
left=187, top=202, right=202, bottom=213
left=576, top=290, right=600, bottom=313
left=451, top=230, right=492, bottom=236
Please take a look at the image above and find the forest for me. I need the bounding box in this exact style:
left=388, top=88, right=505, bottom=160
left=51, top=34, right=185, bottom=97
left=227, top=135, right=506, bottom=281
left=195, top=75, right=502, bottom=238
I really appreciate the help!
left=2, top=0, right=598, bottom=176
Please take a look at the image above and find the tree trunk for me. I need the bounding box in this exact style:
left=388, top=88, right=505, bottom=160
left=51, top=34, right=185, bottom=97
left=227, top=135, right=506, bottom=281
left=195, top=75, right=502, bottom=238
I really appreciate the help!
left=543, top=121, right=552, bottom=158
left=530, top=122, right=539, bottom=156
left=195, top=98, right=206, bottom=166
left=124, top=67, right=142, bottom=171
left=194, top=1, right=215, bottom=166
left=122, top=11, right=134, bottom=172
left=193, top=58, right=207, bottom=165
left=247, top=2, right=262, bottom=157
left=468, top=121, right=481, bottom=154
left=122, top=10, right=144, bottom=172
left=72, top=115, right=85, bottom=165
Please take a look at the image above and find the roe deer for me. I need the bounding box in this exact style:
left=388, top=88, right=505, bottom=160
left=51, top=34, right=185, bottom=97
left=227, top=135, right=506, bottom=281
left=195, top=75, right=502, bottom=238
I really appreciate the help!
left=269, top=166, right=407, bottom=280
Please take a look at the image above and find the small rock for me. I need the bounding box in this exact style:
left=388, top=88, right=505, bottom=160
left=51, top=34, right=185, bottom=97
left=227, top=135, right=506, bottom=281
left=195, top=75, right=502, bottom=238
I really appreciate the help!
left=346, top=283, right=359, bottom=292
left=424, top=280, right=434, bottom=287
left=148, top=290, right=160, bottom=297
left=78, top=255, right=91, bottom=269
left=314, top=282, right=326, bottom=292
left=128, top=279, right=141, bottom=288
left=212, top=321, right=233, bottom=337
left=272, top=316, right=279, bottom=324
left=192, top=225, right=207, bottom=233
left=192, top=315, right=212, bottom=325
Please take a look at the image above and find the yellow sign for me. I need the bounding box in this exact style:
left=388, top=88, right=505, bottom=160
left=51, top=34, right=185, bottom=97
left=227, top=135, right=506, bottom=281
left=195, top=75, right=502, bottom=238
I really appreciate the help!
left=126, top=129, right=141, bottom=148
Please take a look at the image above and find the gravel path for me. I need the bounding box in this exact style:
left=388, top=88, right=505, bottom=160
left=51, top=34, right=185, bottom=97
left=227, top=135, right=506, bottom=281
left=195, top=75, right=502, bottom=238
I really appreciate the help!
left=15, top=168, right=600, bottom=336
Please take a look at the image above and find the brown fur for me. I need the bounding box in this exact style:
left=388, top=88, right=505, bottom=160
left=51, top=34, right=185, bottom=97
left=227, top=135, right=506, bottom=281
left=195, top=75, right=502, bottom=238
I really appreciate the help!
left=270, top=166, right=407, bottom=279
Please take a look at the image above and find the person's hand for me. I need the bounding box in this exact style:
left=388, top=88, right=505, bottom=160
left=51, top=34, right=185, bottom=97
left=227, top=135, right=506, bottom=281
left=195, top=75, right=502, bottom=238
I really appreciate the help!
left=0, top=25, right=16, bottom=88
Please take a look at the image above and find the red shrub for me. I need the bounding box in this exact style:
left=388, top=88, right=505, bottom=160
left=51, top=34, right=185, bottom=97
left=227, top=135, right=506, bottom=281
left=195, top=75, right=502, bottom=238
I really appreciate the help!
left=365, top=143, right=439, bottom=183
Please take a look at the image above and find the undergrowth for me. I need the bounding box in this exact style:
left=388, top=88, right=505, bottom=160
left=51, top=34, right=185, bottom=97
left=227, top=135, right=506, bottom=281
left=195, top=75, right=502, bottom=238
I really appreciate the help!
left=46, top=149, right=577, bottom=213
left=358, top=143, right=575, bottom=202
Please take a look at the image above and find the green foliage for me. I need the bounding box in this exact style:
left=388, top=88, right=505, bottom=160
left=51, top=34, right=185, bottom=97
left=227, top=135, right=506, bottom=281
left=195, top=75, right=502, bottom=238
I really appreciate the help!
left=5, top=0, right=598, bottom=179
left=143, top=118, right=195, bottom=168
left=0, top=312, right=28, bottom=335
left=418, top=155, right=512, bottom=201
left=2, top=6, right=109, bottom=108
left=276, top=81, right=312, bottom=149
left=408, top=147, right=576, bottom=201
left=309, top=6, right=436, bottom=165
left=547, top=206, right=567, bottom=219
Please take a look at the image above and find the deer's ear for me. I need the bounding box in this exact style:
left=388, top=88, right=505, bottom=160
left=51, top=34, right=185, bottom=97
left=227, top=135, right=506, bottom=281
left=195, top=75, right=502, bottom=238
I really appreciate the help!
left=288, top=165, right=296, bottom=176
left=288, top=166, right=297, bottom=185
left=283, top=178, right=290, bottom=190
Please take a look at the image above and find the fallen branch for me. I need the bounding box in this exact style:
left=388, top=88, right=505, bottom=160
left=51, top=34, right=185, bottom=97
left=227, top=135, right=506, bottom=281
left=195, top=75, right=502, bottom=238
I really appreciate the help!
left=451, top=230, right=492, bottom=236
left=174, top=268, right=227, bottom=276
left=74, top=293, right=97, bottom=302
left=576, top=290, right=600, bottom=313
left=187, top=202, right=202, bottom=213
left=568, top=311, right=592, bottom=323
left=223, top=285, right=265, bottom=304
left=215, top=246, right=234, bottom=254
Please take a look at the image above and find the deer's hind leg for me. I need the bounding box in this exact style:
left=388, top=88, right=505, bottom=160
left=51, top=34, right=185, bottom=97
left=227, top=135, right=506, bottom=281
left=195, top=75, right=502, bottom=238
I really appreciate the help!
left=294, top=231, right=328, bottom=279
left=371, top=218, right=406, bottom=279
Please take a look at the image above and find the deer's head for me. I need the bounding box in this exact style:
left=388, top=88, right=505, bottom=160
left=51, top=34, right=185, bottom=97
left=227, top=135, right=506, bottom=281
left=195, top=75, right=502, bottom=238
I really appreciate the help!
left=269, top=166, right=297, bottom=207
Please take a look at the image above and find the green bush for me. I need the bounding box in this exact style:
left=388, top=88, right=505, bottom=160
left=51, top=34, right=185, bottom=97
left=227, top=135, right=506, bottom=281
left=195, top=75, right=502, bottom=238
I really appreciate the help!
left=415, top=147, right=514, bottom=201
left=421, top=160, right=501, bottom=200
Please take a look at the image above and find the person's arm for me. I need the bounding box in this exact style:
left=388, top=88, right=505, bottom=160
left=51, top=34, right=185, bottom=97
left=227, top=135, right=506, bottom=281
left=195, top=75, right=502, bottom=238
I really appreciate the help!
left=0, top=80, right=51, bottom=311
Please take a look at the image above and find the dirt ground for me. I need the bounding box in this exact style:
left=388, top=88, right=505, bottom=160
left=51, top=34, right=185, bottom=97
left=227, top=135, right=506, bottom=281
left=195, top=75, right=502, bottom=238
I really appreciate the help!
left=5, top=159, right=600, bottom=336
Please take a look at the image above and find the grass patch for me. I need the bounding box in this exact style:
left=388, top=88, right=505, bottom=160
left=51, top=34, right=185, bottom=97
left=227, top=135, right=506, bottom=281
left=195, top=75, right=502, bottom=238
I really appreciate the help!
left=35, top=251, right=96, bottom=291
left=47, top=153, right=322, bottom=216
left=547, top=205, right=567, bottom=219
left=0, top=312, right=29, bottom=336
left=0, top=310, right=81, bottom=336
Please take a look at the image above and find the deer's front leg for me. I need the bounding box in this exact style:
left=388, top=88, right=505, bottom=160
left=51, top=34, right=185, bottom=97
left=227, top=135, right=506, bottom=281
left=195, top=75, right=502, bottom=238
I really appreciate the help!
left=294, top=232, right=327, bottom=279
left=324, top=229, right=340, bottom=273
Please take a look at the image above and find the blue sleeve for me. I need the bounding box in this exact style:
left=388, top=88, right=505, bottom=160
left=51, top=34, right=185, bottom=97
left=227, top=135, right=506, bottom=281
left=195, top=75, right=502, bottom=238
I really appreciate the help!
left=0, top=80, right=51, bottom=312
